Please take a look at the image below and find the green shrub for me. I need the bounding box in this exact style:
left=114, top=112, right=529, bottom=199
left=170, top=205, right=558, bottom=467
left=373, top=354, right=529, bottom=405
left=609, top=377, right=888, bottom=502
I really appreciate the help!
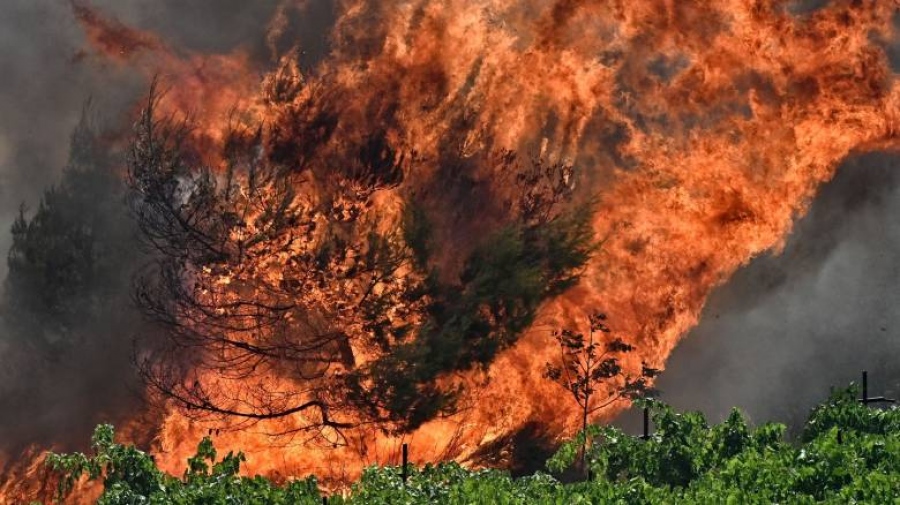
left=46, top=385, right=900, bottom=504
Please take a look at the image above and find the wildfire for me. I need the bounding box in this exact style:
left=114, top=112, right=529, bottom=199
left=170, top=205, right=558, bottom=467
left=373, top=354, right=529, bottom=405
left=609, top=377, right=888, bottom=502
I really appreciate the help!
left=4, top=0, right=900, bottom=502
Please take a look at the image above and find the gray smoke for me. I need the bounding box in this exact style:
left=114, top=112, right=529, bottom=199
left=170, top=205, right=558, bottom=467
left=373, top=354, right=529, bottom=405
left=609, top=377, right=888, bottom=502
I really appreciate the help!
left=616, top=152, right=900, bottom=436
left=0, top=0, right=340, bottom=454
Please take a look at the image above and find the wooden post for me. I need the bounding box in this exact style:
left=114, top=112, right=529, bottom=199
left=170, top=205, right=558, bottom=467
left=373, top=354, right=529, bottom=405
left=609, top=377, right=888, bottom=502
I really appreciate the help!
left=402, top=443, right=409, bottom=485
left=322, top=496, right=328, bottom=505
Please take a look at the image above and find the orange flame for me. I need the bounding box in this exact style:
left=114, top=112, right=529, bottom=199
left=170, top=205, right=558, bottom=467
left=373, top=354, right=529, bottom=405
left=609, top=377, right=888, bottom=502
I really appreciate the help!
left=4, top=0, right=899, bottom=501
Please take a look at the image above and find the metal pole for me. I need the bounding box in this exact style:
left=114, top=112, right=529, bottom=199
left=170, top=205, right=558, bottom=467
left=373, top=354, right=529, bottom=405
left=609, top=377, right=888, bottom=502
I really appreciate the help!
left=322, top=497, right=328, bottom=505
left=402, top=443, right=409, bottom=484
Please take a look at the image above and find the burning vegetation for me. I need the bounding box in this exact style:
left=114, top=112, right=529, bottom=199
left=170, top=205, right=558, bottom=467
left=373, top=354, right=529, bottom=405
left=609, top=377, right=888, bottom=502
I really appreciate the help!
left=128, top=83, right=594, bottom=438
left=1, top=0, right=899, bottom=502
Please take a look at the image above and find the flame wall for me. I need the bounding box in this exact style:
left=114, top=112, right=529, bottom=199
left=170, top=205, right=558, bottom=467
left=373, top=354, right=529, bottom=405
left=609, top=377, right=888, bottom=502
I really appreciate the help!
left=2, top=0, right=900, bottom=500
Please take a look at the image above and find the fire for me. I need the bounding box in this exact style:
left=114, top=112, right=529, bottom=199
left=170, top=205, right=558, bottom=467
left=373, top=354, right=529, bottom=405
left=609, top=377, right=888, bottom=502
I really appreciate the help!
left=4, top=0, right=900, bottom=501
left=70, top=0, right=265, bottom=152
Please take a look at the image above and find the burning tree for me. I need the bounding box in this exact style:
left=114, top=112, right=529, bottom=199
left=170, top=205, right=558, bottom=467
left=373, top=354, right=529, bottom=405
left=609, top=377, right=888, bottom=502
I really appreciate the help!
left=128, top=82, right=596, bottom=440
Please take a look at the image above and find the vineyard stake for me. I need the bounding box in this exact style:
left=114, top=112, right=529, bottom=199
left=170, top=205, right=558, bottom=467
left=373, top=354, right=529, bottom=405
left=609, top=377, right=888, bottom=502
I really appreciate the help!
left=863, top=371, right=868, bottom=402
left=641, top=406, right=651, bottom=440
left=859, top=371, right=895, bottom=405
left=402, top=443, right=409, bottom=485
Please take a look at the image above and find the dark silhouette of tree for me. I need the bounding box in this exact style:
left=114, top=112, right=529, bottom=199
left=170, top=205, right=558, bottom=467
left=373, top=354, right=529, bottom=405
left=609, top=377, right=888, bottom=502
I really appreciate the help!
left=3, top=108, right=135, bottom=359
left=544, top=311, right=659, bottom=473
left=128, top=84, right=596, bottom=439
left=0, top=106, right=149, bottom=454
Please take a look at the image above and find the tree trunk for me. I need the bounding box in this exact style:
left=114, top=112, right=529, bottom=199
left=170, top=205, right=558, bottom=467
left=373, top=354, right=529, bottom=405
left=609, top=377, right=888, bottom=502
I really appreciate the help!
left=581, top=402, right=589, bottom=479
